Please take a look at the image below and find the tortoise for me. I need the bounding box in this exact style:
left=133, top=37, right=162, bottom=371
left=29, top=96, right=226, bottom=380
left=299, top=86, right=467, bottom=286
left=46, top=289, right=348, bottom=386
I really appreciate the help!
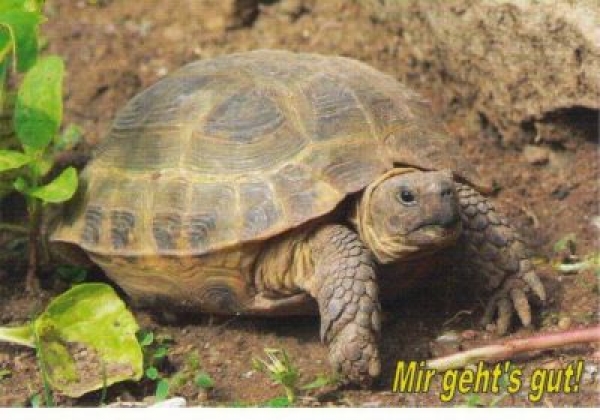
left=50, top=50, right=546, bottom=386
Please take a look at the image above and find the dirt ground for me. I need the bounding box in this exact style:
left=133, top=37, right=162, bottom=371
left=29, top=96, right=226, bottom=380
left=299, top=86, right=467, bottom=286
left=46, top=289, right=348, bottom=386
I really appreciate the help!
left=0, top=0, right=598, bottom=408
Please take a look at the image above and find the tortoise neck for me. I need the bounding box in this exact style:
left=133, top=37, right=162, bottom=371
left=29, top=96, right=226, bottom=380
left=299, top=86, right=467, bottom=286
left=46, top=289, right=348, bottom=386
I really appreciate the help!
left=351, top=168, right=421, bottom=265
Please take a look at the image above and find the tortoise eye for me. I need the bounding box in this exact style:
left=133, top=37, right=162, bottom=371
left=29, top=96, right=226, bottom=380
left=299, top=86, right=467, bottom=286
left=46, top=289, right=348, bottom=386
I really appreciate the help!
left=397, top=188, right=417, bottom=205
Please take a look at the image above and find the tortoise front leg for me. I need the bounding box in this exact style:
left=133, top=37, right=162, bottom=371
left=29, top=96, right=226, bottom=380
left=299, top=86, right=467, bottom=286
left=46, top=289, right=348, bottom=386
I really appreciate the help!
left=455, top=184, right=546, bottom=334
left=308, top=225, right=381, bottom=386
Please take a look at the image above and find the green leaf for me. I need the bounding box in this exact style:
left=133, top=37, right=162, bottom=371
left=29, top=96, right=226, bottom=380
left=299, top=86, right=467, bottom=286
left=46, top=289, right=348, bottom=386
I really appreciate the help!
left=28, top=165, right=77, bottom=203
left=0, top=56, right=8, bottom=109
left=153, top=345, right=168, bottom=361
left=29, top=393, right=41, bottom=408
left=263, top=396, right=291, bottom=408
left=553, top=233, right=576, bottom=253
left=27, top=152, right=53, bottom=177
left=299, top=374, right=336, bottom=391
left=0, top=323, right=34, bottom=347
left=15, top=55, right=63, bottom=150
left=0, top=283, right=143, bottom=398
left=0, top=1, right=33, bottom=13
left=155, top=378, right=170, bottom=402
left=0, top=10, right=42, bottom=72
left=33, top=283, right=143, bottom=397
left=0, top=30, right=11, bottom=66
left=145, top=366, right=159, bottom=380
left=194, top=372, right=214, bottom=390
left=137, top=330, right=154, bottom=347
left=0, top=149, right=31, bottom=171
left=13, top=175, right=28, bottom=193
left=0, top=368, right=11, bottom=380
left=56, top=265, right=88, bottom=284
left=24, top=0, right=44, bottom=13
left=54, top=123, right=84, bottom=152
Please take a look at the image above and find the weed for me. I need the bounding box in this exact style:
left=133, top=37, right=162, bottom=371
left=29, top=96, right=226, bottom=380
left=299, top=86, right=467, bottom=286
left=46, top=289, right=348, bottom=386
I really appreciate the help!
left=137, top=329, right=173, bottom=402
left=0, top=368, right=11, bottom=381
left=262, top=396, right=292, bottom=408
left=0, top=0, right=84, bottom=292
left=253, top=348, right=299, bottom=404
left=168, top=350, right=216, bottom=400
left=194, top=371, right=215, bottom=391
left=457, top=369, right=511, bottom=407
left=252, top=347, right=338, bottom=405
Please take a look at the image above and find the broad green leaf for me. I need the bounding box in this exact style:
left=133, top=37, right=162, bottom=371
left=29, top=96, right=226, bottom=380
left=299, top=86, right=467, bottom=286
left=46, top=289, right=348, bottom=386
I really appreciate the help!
left=15, top=55, right=63, bottom=150
left=0, top=10, right=41, bottom=72
left=28, top=165, right=77, bottom=203
left=0, top=149, right=31, bottom=171
left=0, top=1, right=30, bottom=13
left=0, top=283, right=143, bottom=397
left=36, top=283, right=143, bottom=397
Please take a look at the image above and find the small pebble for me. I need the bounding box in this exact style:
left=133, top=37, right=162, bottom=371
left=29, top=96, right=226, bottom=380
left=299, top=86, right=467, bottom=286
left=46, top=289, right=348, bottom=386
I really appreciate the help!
left=591, top=216, right=600, bottom=231
left=523, top=145, right=549, bottom=165
left=557, top=316, right=572, bottom=330
left=583, top=362, right=598, bottom=383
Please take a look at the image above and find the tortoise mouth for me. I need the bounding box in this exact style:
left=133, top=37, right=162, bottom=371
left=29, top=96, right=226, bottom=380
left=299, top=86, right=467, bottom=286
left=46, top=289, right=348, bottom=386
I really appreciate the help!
left=406, top=221, right=462, bottom=247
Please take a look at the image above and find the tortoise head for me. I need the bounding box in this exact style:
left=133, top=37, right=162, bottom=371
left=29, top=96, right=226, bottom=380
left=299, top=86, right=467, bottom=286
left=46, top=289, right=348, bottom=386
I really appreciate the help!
left=355, top=168, right=462, bottom=264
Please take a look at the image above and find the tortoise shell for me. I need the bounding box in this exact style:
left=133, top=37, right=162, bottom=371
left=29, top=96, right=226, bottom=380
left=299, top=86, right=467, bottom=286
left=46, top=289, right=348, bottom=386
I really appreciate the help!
left=51, top=50, right=488, bottom=257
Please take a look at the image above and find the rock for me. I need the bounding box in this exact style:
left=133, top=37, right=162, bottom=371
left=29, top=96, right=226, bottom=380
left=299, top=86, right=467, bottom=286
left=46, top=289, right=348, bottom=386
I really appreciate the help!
left=523, top=145, right=550, bottom=165
left=364, top=0, right=600, bottom=147
left=203, top=0, right=260, bottom=31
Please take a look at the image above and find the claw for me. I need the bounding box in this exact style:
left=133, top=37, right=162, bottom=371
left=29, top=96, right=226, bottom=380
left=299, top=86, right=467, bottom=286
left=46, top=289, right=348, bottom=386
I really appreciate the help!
left=496, top=297, right=512, bottom=335
left=481, top=293, right=499, bottom=327
left=510, top=287, right=531, bottom=326
left=523, top=270, right=546, bottom=302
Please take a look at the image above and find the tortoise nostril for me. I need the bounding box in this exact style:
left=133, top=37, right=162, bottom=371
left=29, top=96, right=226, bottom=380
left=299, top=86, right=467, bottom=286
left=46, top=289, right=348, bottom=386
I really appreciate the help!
left=440, top=213, right=460, bottom=228
left=440, top=187, right=454, bottom=198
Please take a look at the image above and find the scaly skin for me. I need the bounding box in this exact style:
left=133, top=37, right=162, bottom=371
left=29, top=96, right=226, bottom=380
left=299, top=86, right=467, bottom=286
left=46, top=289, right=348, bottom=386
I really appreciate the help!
left=309, top=225, right=381, bottom=386
left=455, top=184, right=546, bottom=334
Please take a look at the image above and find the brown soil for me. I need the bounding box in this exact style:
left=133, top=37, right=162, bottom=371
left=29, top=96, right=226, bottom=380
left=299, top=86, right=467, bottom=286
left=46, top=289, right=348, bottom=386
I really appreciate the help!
left=0, top=0, right=598, bottom=408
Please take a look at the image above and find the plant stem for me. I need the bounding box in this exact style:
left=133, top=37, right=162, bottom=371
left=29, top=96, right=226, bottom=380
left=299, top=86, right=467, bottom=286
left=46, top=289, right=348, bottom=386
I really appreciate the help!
left=0, top=324, right=35, bottom=348
left=0, top=223, right=29, bottom=234
left=284, top=386, right=295, bottom=404
left=25, top=198, right=41, bottom=293
left=426, top=325, right=600, bottom=371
